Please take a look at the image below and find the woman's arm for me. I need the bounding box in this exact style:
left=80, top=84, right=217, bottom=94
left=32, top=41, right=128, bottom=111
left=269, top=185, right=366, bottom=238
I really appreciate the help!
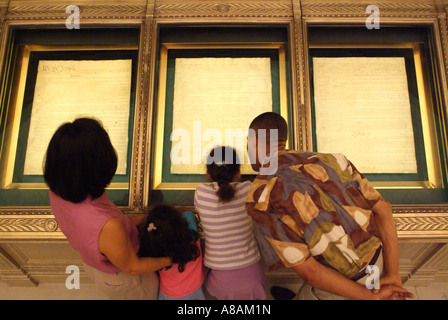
left=98, top=217, right=171, bottom=275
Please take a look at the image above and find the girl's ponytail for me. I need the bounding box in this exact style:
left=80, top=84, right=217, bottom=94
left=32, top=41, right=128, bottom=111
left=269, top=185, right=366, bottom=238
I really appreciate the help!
left=206, top=146, right=240, bottom=203
left=216, top=179, right=235, bottom=202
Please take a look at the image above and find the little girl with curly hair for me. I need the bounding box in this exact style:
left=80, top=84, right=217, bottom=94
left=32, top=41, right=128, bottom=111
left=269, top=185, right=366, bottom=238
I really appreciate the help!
left=138, top=205, right=205, bottom=300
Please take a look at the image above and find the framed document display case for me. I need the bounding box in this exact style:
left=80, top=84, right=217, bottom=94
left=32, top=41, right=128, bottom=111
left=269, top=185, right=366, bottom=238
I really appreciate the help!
left=148, top=25, right=293, bottom=205
left=151, top=42, right=291, bottom=204
left=308, top=27, right=448, bottom=205
left=0, top=29, right=139, bottom=207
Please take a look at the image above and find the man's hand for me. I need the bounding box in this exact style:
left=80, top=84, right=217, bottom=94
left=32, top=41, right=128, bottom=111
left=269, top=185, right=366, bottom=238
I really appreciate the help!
left=372, top=284, right=414, bottom=300
left=380, top=273, right=404, bottom=288
left=293, top=255, right=414, bottom=300
left=375, top=273, right=414, bottom=300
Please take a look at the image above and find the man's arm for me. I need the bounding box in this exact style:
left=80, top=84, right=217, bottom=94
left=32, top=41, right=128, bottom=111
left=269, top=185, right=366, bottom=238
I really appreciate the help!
left=292, top=255, right=412, bottom=300
left=294, top=255, right=373, bottom=300
left=372, top=197, right=402, bottom=286
left=346, top=156, right=402, bottom=287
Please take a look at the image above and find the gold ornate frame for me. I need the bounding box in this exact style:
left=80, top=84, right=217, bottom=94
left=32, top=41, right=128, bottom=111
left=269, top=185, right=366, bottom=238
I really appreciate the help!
left=0, top=0, right=445, bottom=241
left=152, top=42, right=289, bottom=191
left=0, top=44, right=136, bottom=191
left=308, top=42, right=444, bottom=190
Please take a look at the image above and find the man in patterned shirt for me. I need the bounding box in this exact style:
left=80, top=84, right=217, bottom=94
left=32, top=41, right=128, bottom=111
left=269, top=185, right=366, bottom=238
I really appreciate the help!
left=246, top=112, right=413, bottom=300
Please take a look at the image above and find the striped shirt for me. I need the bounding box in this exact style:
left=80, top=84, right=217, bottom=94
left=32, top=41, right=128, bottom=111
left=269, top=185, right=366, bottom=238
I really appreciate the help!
left=194, top=181, right=261, bottom=270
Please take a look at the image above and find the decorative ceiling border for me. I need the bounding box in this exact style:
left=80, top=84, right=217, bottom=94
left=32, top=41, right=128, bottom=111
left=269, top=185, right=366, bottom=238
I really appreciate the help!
left=0, top=1, right=444, bottom=21
left=300, top=1, right=437, bottom=18
left=4, top=2, right=147, bottom=20
left=154, top=1, right=293, bottom=18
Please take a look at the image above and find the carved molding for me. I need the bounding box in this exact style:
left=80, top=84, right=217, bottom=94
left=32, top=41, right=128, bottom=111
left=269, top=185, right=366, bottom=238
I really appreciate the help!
left=301, top=0, right=437, bottom=18
left=0, top=0, right=446, bottom=22
left=394, top=214, right=448, bottom=232
left=0, top=209, right=59, bottom=234
left=0, top=216, right=59, bottom=233
left=0, top=208, right=52, bottom=215
left=0, top=208, right=447, bottom=239
left=2, top=0, right=294, bottom=21
left=128, top=17, right=155, bottom=212
left=293, top=17, right=308, bottom=152
left=5, top=2, right=147, bottom=20
left=154, top=1, right=293, bottom=18
left=137, top=16, right=155, bottom=210
left=392, top=206, right=448, bottom=238
left=393, top=205, right=448, bottom=228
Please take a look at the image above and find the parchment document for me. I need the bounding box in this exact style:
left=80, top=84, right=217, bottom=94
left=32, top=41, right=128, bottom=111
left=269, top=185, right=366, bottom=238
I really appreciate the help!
left=171, top=57, right=272, bottom=175
left=23, top=59, right=132, bottom=175
left=312, top=57, right=418, bottom=174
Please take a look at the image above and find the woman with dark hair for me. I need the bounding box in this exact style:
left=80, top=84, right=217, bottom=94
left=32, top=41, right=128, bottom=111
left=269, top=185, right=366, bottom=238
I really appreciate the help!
left=194, top=146, right=266, bottom=300
left=44, top=117, right=171, bottom=300
left=138, top=205, right=205, bottom=300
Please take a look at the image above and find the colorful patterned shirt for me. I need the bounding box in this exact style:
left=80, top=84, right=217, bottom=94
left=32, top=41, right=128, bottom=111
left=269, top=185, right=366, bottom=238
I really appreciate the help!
left=246, top=150, right=383, bottom=280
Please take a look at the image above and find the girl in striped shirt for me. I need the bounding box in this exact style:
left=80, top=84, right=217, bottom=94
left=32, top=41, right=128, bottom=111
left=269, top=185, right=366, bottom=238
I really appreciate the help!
left=195, top=146, right=266, bottom=300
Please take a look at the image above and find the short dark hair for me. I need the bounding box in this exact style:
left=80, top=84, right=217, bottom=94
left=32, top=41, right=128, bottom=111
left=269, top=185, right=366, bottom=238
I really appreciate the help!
left=44, top=117, right=118, bottom=203
left=249, top=112, right=288, bottom=142
left=206, top=146, right=240, bottom=202
left=138, top=205, right=200, bottom=273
